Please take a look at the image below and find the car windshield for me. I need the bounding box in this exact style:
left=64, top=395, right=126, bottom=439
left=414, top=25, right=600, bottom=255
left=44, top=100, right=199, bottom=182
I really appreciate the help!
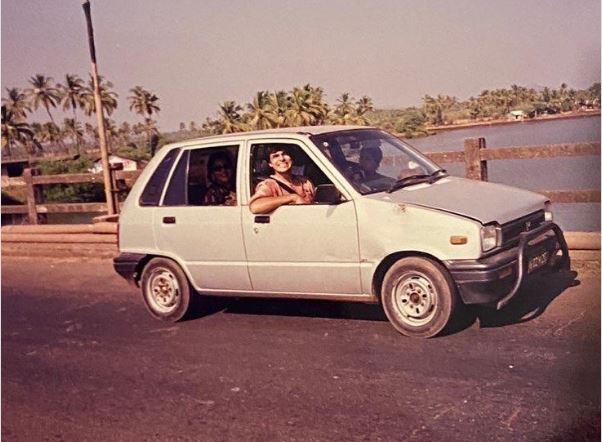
left=310, top=129, right=444, bottom=194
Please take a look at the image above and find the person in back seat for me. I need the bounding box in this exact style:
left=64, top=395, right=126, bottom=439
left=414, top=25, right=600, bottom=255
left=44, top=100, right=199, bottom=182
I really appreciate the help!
left=249, top=145, right=315, bottom=214
left=204, top=151, right=236, bottom=206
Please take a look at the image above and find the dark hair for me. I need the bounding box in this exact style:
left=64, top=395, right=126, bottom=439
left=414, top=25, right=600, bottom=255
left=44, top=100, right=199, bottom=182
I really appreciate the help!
left=267, top=144, right=292, bottom=157
left=207, top=151, right=234, bottom=186
left=208, top=151, right=233, bottom=171
left=360, top=145, right=383, bottom=163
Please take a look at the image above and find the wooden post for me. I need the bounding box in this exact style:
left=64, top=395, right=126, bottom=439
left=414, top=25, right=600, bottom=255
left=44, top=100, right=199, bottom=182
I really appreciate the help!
left=23, top=168, right=38, bottom=224
left=464, top=137, right=488, bottom=181
left=82, top=0, right=115, bottom=215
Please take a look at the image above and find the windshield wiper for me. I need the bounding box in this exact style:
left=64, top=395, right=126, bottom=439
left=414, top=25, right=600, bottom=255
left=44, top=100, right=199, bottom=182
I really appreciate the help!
left=386, top=169, right=448, bottom=193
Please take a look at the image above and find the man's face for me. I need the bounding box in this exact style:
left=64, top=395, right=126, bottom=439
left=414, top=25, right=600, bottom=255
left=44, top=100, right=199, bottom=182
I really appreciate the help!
left=360, top=151, right=379, bottom=174
left=268, top=150, right=293, bottom=174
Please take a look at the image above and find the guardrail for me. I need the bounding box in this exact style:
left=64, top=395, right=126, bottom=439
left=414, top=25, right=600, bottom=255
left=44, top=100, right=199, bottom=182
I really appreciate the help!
left=2, top=137, right=600, bottom=224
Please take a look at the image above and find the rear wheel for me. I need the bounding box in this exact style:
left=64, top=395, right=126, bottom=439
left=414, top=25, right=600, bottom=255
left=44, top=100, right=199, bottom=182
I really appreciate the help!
left=140, top=257, right=192, bottom=322
left=381, top=257, right=456, bottom=338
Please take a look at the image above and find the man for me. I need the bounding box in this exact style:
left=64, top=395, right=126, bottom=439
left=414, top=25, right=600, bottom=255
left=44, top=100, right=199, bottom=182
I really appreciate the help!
left=350, top=140, right=394, bottom=190
left=249, top=145, right=315, bottom=214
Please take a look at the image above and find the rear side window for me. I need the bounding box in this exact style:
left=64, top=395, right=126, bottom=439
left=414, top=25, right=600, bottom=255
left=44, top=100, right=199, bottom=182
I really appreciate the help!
left=139, top=148, right=179, bottom=206
left=163, top=151, right=189, bottom=206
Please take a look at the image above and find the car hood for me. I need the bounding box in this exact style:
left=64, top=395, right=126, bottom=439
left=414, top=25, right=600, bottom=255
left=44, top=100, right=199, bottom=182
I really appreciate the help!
left=366, top=176, right=548, bottom=224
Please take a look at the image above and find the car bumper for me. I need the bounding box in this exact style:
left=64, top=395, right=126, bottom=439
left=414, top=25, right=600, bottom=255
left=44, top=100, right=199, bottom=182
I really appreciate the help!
left=113, top=253, right=147, bottom=286
left=445, top=222, right=570, bottom=310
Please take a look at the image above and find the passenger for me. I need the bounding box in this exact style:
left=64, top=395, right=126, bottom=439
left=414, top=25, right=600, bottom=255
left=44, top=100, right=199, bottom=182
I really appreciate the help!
left=249, top=145, right=315, bottom=214
left=204, top=151, right=236, bottom=206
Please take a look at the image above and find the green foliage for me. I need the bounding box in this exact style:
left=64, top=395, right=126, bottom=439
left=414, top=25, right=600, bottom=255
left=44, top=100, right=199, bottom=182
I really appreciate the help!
left=37, top=157, right=105, bottom=203
left=394, top=110, right=428, bottom=138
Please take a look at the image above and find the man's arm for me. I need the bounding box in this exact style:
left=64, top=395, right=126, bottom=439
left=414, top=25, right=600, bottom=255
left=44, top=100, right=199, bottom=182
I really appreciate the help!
left=249, top=193, right=304, bottom=214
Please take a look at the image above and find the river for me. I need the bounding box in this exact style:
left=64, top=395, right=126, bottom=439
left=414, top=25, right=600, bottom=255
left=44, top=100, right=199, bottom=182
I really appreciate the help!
left=407, top=115, right=601, bottom=231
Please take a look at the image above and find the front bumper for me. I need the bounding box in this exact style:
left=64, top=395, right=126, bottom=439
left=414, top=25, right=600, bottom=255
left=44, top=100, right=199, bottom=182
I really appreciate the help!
left=445, top=222, right=570, bottom=310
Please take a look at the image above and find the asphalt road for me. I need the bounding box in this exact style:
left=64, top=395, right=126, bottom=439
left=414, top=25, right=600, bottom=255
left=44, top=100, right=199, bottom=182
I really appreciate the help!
left=2, top=257, right=600, bottom=441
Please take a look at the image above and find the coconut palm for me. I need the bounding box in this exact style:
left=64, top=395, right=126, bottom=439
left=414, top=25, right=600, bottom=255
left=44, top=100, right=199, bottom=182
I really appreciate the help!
left=267, top=90, right=290, bottom=127
left=25, top=74, right=61, bottom=123
left=81, top=75, right=119, bottom=117
left=1, top=105, right=38, bottom=156
left=59, top=74, right=86, bottom=121
left=330, top=93, right=356, bottom=125
left=218, top=101, right=246, bottom=133
left=247, top=91, right=278, bottom=130
left=355, top=96, right=374, bottom=124
left=128, top=86, right=160, bottom=121
left=63, top=118, right=85, bottom=153
left=2, top=87, right=31, bottom=120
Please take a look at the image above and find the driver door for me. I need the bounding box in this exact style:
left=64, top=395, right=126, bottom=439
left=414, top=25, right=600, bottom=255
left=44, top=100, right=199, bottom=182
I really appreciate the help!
left=241, top=139, right=362, bottom=296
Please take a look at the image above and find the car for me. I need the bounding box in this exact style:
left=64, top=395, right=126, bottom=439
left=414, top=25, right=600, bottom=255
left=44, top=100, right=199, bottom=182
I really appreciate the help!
left=113, top=126, right=570, bottom=338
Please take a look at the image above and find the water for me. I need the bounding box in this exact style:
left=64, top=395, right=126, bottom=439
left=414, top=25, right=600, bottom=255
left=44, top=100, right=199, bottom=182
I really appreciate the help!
left=407, top=116, right=601, bottom=231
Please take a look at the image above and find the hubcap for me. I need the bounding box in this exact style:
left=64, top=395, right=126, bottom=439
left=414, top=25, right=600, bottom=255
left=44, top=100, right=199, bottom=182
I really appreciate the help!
left=393, top=273, right=437, bottom=326
left=146, top=267, right=180, bottom=314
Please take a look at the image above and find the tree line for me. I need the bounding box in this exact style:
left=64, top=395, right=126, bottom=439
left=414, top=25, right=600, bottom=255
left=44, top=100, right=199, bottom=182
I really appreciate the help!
left=1, top=73, right=159, bottom=158
left=3, top=75, right=600, bottom=159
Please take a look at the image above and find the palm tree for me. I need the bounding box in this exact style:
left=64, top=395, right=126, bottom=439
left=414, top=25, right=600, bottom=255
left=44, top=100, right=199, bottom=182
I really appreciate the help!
left=1, top=105, right=38, bottom=156
left=247, top=91, right=278, bottom=130
left=63, top=118, right=85, bottom=153
left=128, top=86, right=161, bottom=151
left=267, top=90, right=290, bottom=127
left=25, top=74, right=61, bottom=123
left=81, top=75, right=119, bottom=117
left=59, top=74, right=86, bottom=122
left=39, top=122, right=63, bottom=152
left=2, top=87, right=31, bottom=120
left=355, top=96, right=374, bottom=124
left=285, top=86, right=324, bottom=127
left=218, top=101, right=246, bottom=133
left=330, top=93, right=356, bottom=125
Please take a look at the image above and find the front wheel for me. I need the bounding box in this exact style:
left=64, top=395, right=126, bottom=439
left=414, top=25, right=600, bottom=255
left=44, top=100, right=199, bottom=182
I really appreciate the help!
left=140, top=257, right=193, bottom=322
left=381, top=257, right=456, bottom=338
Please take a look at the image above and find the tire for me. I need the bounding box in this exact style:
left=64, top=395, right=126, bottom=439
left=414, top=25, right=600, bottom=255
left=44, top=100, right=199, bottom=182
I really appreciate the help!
left=140, top=257, right=193, bottom=322
left=381, top=257, right=456, bottom=338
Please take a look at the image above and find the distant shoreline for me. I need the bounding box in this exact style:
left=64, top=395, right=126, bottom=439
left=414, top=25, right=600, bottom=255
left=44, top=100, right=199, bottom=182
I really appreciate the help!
left=426, top=110, right=601, bottom=133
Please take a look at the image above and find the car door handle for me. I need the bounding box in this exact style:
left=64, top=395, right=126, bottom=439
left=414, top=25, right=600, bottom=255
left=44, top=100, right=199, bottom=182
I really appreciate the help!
left=254, top=215, right=270, bottom=224
left=163, top=216, right=176, bottom=224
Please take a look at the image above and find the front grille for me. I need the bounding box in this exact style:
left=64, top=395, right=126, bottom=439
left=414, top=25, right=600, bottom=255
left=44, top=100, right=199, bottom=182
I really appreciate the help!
left=501, top=210, right=545, bottom=248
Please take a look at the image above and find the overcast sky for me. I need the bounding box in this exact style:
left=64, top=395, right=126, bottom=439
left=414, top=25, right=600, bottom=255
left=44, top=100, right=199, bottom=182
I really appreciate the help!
left=2, top=0, right=600, bottom=131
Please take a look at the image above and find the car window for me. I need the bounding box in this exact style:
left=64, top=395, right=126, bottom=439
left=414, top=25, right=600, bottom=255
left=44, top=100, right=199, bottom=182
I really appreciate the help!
left=249, top=142, right=330, bottom=196
left=162, top=150, right=189, bottom=205
left=139, top=148, right=180, bottom=206
left=161, top=145, right=239, bottom=207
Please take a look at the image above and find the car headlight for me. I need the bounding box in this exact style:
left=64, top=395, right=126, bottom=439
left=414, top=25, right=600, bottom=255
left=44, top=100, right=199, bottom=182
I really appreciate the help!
left=481, top=223, right=502, bottom=252
left=544, top=201, right=553, bottom=222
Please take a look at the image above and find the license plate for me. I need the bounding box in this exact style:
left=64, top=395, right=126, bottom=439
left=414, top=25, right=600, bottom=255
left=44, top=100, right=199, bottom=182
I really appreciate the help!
left=527, top=250, right=550, bottom=273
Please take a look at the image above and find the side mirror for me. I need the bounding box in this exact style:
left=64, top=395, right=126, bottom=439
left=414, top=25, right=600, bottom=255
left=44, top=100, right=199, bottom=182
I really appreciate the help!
left=314, top=184, right=342, bottom=204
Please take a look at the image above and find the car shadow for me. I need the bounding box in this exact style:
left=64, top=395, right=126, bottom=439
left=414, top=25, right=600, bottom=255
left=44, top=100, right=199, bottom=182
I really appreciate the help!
left=185, top=269, right=579, bottom=334
left=474, top=269, right=580, bottom=328
left=186, top=295, right=388, bottom=323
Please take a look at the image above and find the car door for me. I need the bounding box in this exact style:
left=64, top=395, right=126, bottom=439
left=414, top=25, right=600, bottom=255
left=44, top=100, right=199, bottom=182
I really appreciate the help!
left=241, top=139, right=362, bottom=295
left=153, top=143, right=252, bottom=292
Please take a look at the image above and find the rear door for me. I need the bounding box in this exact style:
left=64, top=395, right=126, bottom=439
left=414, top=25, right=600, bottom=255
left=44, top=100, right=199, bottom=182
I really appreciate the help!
left=153, top=142, right=252, bottom=292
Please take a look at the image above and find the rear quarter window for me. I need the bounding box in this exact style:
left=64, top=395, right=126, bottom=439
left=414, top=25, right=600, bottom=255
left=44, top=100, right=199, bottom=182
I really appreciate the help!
left=139, top=148, right=180, bottom=206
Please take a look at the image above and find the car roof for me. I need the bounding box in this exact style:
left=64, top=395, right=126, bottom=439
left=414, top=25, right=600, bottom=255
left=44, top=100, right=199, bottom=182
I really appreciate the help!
left=166, top=125, right=375, bottom=149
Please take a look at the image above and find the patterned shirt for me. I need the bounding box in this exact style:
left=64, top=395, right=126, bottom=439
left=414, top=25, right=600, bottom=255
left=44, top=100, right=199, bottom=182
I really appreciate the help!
left=204, top=184, right=236, bottom=206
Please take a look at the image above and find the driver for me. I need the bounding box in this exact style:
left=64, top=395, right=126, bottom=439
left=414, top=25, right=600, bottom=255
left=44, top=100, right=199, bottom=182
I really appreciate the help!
left=350, top=140, right=393, bottom=189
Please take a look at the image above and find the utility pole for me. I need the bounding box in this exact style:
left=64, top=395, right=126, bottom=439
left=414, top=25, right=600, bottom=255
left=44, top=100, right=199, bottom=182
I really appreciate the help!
left=82, top=0, right=115, bottom=215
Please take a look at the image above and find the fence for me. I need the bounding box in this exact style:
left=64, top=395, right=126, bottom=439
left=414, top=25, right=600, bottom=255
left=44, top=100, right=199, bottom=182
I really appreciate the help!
left=2, top=137, right=600, bottom=225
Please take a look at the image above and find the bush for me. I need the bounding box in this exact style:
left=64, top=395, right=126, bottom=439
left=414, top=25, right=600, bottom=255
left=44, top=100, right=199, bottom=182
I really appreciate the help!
left=37, top=157, right=105, bottom=203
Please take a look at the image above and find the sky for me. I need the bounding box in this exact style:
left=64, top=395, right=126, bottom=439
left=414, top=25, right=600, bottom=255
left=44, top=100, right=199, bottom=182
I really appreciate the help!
left=2, top=0, right=600, bottom=131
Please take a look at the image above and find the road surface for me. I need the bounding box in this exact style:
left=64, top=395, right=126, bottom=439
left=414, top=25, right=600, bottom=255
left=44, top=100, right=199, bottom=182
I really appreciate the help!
left=2, top=256, right=600, bottom=441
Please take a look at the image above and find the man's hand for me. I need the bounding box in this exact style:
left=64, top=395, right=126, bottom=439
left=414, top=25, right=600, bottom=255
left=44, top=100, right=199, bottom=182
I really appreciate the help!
left=289, top=194, right=305, bottom=205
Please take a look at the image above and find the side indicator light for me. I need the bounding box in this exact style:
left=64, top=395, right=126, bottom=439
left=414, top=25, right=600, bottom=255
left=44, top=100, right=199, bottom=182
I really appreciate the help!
left=450, top=235, right=468, bottom=245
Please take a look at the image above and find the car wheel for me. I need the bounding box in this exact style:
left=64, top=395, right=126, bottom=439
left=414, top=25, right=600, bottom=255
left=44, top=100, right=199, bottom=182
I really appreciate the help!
left=381, top=257, right=456, bottom=338
left=140, top=257, right=193, bottom=322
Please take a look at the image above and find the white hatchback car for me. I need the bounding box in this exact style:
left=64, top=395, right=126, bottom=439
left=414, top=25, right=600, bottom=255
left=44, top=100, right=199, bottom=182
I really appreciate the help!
left=114, top=126, right=570, bottom=338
